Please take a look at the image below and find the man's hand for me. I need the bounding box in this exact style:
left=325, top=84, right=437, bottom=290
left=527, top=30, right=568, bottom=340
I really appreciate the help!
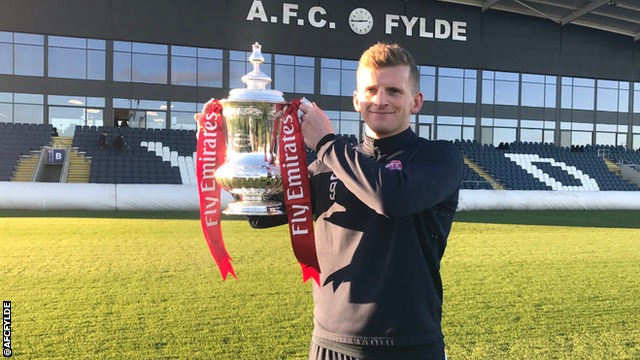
left=298, top=102, right=334, bottom=150
left=193, top=99, right=217, bottom=139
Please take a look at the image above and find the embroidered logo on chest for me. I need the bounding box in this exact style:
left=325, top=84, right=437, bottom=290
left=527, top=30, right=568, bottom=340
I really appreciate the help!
left=385, top=160, right=403, bottom=170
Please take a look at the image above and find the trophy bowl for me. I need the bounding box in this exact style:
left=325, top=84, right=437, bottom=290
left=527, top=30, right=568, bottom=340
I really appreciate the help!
left=214, top=43, right=289, bottom=216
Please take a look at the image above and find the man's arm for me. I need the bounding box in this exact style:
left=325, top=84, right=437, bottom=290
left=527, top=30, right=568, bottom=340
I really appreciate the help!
left=317, top=137, right=463, bottom=219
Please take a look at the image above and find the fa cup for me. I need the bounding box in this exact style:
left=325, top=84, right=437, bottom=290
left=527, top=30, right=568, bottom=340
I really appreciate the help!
left=214, top=43, right=289, bottom=215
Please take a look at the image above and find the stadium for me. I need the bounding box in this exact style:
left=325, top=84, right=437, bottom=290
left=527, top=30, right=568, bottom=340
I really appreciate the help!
left=1, top=0, right=640, bottom=359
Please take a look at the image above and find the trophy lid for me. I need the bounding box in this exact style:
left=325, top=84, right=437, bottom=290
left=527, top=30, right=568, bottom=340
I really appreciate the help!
left=224, top=43, right=286, bottom=103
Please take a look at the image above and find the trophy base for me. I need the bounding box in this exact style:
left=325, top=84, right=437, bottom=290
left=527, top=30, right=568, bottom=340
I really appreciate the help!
left=222, top=200, right=285, bottom=216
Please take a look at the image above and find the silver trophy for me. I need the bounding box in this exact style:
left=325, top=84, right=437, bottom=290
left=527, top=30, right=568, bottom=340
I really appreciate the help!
left=214, top=43, right=289, bottom=216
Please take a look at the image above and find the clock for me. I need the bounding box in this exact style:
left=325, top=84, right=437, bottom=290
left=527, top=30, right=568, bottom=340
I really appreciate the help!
left=349, top=8, right=373, bottom=35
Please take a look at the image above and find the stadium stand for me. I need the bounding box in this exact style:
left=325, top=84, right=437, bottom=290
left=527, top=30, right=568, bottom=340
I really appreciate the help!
left=455, top=140, right=640, bottom=191
left=4, top=122, right=639, bottom=191
left=73, top=126, right=195, bottom=185
left=0, top=123, right=53, bottom=182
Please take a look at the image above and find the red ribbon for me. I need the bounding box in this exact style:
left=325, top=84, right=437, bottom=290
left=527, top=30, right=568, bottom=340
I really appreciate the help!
left=280, top=99, right=321, bottom=286
left=196, top=99, right=320, bottom=286
left=196, top=100, right=236, bottom=280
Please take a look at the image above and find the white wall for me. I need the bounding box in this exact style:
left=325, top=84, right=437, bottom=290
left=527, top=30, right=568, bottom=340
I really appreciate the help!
left=1, top=182, right=639, bottom=211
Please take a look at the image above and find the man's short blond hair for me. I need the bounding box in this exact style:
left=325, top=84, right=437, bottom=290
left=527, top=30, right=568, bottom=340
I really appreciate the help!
left=358, top=42, right=420, bottom=93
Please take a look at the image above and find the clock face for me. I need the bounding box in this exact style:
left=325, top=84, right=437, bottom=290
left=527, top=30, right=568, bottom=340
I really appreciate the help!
left=349, top=8, right=373, bottom=35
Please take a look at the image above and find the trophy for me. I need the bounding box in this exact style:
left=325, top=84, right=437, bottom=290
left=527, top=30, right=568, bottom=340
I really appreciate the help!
left=214, top=43, right=288, bottom=216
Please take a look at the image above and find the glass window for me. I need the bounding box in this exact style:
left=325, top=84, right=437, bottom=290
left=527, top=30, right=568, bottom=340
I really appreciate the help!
left=86, top=108, right=104, bottom=127
left=493, top=127, right=516, bottom=145
left=198, top=48, right=222, bottom=59
left=49, top=107, right=85, bottom=137
left=0, top=103, right=12, bottom=123
left=438, top=76, right=464, bottom=103
left=170, top=45, right=223, bottom=88
left=571, top=131, right=592, bottom=145
left=341, top=69, right=356, bottom=96
left=339, top=120, right=359, bottom=136
left=437, top=125, right=460, bottom=141
left=462, top=126, right=474, bottom=140
left=275, top=64, right=294, bottom=92
left=15, top=93, right=43, bottom=104
left=544, top=130, right=554, bottom=144
left=171, top=112, right=197, bottom=130
left=0, top=32, right=12, bottom=42
left=14, top=33, right=44, bottom=45
left=0, top=43, right=12, bottom=74
left=321, top=68, right=340, bottom=95
left=419, top=115, right=434, bottom=124
left=88, top=50, right=106, bottom=80
left=494, top=118, right=517, bottom=127
left=114, top=52, right=132, bottom=81
left=520, top=128, right=543, bottom=142
left=595, top=132, right=616, bottom=145
left=48, top=95, right=86, bottom=106
left=617, top=133, right=626, bottom=147
left=49, top=47, right=86, bottom=78
left=321, top=58, right=341, bottom=69
left=198, top=58, right=223, bottom=87
left=572, top=122, right=593, bottom=131
left=420, top=68, right=436, bottom=101
left=634, top=83, right=640, bottom=113
left=14, top=104, right=43, bottom=124
left=482, top=71, right=518, bottom=105
left=521, top=120, right=544, bottom=129
left=418, top=124, right=431, bottom=140
left=295, top=65, right=314, bottom=94
left=597, top=85, right=618, bottom=112
left=133, top=43, right=167, bottom=55
left=562, top=77, right=595, bottom=110
left=596, top=124, right=616, bottom=132
left=14, top=44, right=44, bottom=76
left=132, top=53, right=167, bottom=84
left=47, top=36, right=106, bottom=80
left=146, top=110, right=167, bottom=129
left=171, top=55, right=197, bottom=86
left=494, top=78, right=518, bottom=105
left=437, top=67, right=475, bottom=103
left=481, top=127, right=493, bottom=145
left=521, top=82, right=545, bottom=107
left=321, top=59, right=356, bottom=96
left=437, top=116, right=462, bottom=125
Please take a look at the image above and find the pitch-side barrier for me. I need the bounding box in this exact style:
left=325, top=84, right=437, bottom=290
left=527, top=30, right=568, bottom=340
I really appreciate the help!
left=1, top=182, right=639, bottom=211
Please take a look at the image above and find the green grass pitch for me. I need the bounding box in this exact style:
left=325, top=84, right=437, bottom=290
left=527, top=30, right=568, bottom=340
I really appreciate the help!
left=1, top=210, right=640, bottom=359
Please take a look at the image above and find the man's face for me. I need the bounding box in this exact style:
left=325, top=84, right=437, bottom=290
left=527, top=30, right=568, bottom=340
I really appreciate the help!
left=353, top=65, right=423, bottom=139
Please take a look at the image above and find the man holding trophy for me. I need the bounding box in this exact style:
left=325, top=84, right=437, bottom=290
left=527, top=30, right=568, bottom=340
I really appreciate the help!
left=198, top=42, right=463, bottom=359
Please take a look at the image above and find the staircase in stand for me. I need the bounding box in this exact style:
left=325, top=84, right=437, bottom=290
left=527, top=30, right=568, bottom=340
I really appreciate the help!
left=51, top=136, right=91, bottom=183
left=11, top=151, right=40, bottom=182
left=462, top=154, right=504, bottom=190
left=67, top=151, right=91, bottom=183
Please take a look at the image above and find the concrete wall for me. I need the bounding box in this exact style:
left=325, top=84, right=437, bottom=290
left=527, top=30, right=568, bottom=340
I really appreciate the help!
left=1, top=182, right=640, bottom=212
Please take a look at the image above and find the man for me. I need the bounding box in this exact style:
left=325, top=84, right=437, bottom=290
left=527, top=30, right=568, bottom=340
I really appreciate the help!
left=112, top=134, right=125, bottom=151
left=249, top=43, right=463, bottom=359
left=98, top=131, right=109, bottom=149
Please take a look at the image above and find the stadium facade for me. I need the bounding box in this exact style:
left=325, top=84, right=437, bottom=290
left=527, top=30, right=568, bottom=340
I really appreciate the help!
left=1, top=0, right=640, bottom=150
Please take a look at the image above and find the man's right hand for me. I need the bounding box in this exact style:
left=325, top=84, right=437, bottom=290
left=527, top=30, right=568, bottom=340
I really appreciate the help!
left=299, top=102, right=335, bottom=151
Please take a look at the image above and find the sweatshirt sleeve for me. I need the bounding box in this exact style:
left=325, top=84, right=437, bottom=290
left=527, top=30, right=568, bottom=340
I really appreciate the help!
left=316, top=137, right=463, bottom=218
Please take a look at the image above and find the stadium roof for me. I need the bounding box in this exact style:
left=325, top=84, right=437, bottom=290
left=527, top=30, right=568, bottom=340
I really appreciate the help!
left=439, top=0, right=640, bottom=41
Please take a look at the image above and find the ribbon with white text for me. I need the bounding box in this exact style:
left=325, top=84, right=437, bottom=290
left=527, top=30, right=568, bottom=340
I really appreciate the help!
left=280, top=99, right=321, bottom=286
left=196, top=100, right=236, bottom=280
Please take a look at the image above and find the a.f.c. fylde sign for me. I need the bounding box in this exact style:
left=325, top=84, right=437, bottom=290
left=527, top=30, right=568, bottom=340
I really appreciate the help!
left=246, top=1, right=467, bottom=41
